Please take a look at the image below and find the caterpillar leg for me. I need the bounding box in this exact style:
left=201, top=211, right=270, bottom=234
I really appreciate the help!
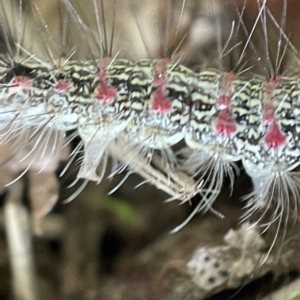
left=109, top=136, right=197, bottom=201
left=77, top=115, right=128, bottom=182
left=242, top=164, right=300, bottom=226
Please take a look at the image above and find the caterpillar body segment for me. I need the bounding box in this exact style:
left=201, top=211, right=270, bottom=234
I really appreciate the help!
left=1, top=0, right=300, bottom=236
left=186, top=70, right=251, bottom=160
left=241, top=75, right=300, bottom=230
left=127, top=59, right=193, bottom=151
left=1, top=57, right=300, bottom=197
left=243, top=76, right=300, bottom=177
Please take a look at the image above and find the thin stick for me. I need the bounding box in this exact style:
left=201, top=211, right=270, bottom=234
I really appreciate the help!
left=4, top=180, right=37, bottom=300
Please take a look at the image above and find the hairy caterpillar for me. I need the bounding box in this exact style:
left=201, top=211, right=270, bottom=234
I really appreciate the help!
left=0, top=0, right=300, bottom=246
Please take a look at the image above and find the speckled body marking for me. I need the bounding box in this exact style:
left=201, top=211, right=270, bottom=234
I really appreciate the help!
left=185, top=69, right=250, bottom=162
left=126, top=59, right=193, bottom=150
left=1, top=57, right=300, bottom=195
left=243, top=76, right=300, bottom=178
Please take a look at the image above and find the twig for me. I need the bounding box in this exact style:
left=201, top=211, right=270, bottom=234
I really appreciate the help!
left=4, top=180, right=37, bottom=300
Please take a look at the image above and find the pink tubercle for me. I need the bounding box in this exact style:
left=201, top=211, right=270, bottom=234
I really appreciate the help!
left=97, top=68, right=107, bottom=81
left=97, top=57, right=112, bottom=71
left=264, top=75, right=282, bottom=94
left=151, top=59, right=172, bottom=113
left=95, top=81, right=117, bottom=104
left=55, top=80, right=69, bottom=93
left=223, top=71, right=236, bottom=84
left=264, top=122, right=287, bottom=149
left=217, top=95, right=232, bottom=110
left=262, top=98, right=278, bottom=125
left=153, top=58, right=171, bottom=87
left=95, top=58, right=117, bottom=104
left=154, top=58, right=171, bottom=77
left=96, top=57, right=113, bottom=81
left=10, top=76, right=32, bottom=88
left=151, top=87, right=172, bottom=113
left=217, top=72, right=236, bottom=109
left=214, top=110, right=236, bottom=136
left=263, top=109, right=276, bottom=125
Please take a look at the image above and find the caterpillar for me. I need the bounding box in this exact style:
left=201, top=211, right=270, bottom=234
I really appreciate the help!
left=0, top=0, right=299, bottom=242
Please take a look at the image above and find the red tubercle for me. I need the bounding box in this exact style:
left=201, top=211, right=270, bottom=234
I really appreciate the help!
left=264, top=75, right=282, bottom=94
left=262, top=95, right=286, bottom=149
left=95, top=57, right=117, bottom=104
left=217, top=95, right=232, bottom=110
left=151, top=86, right=172, bottom=114
left=214, top=110, right=236, bottom=136
left=95, top=82, right=117, bottom=104
left=97, top=57, right=112, bottom=69
left=55, top=80, right=69, bottom=93
left=223, top=71, right=236, bottom=85
left=154, top=58, right=171, bottom=76
left=97, top=57, right=112, bottom=80
left=262, top=100, right=277, bottom=125
left=263, top=109, right=275, bottom=125
left=153, top=77, right=165, bottom=87
left=97, top=68, right=107, bottom=81
left=264, top=122, right=287, bottom=149
left=153, top=58, right=171, bottom=87
left=217, top=71, right=236, bottom=110
left=150, top=58, right=173, bottom=113
left=9, top=76, right=32, bottom=88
